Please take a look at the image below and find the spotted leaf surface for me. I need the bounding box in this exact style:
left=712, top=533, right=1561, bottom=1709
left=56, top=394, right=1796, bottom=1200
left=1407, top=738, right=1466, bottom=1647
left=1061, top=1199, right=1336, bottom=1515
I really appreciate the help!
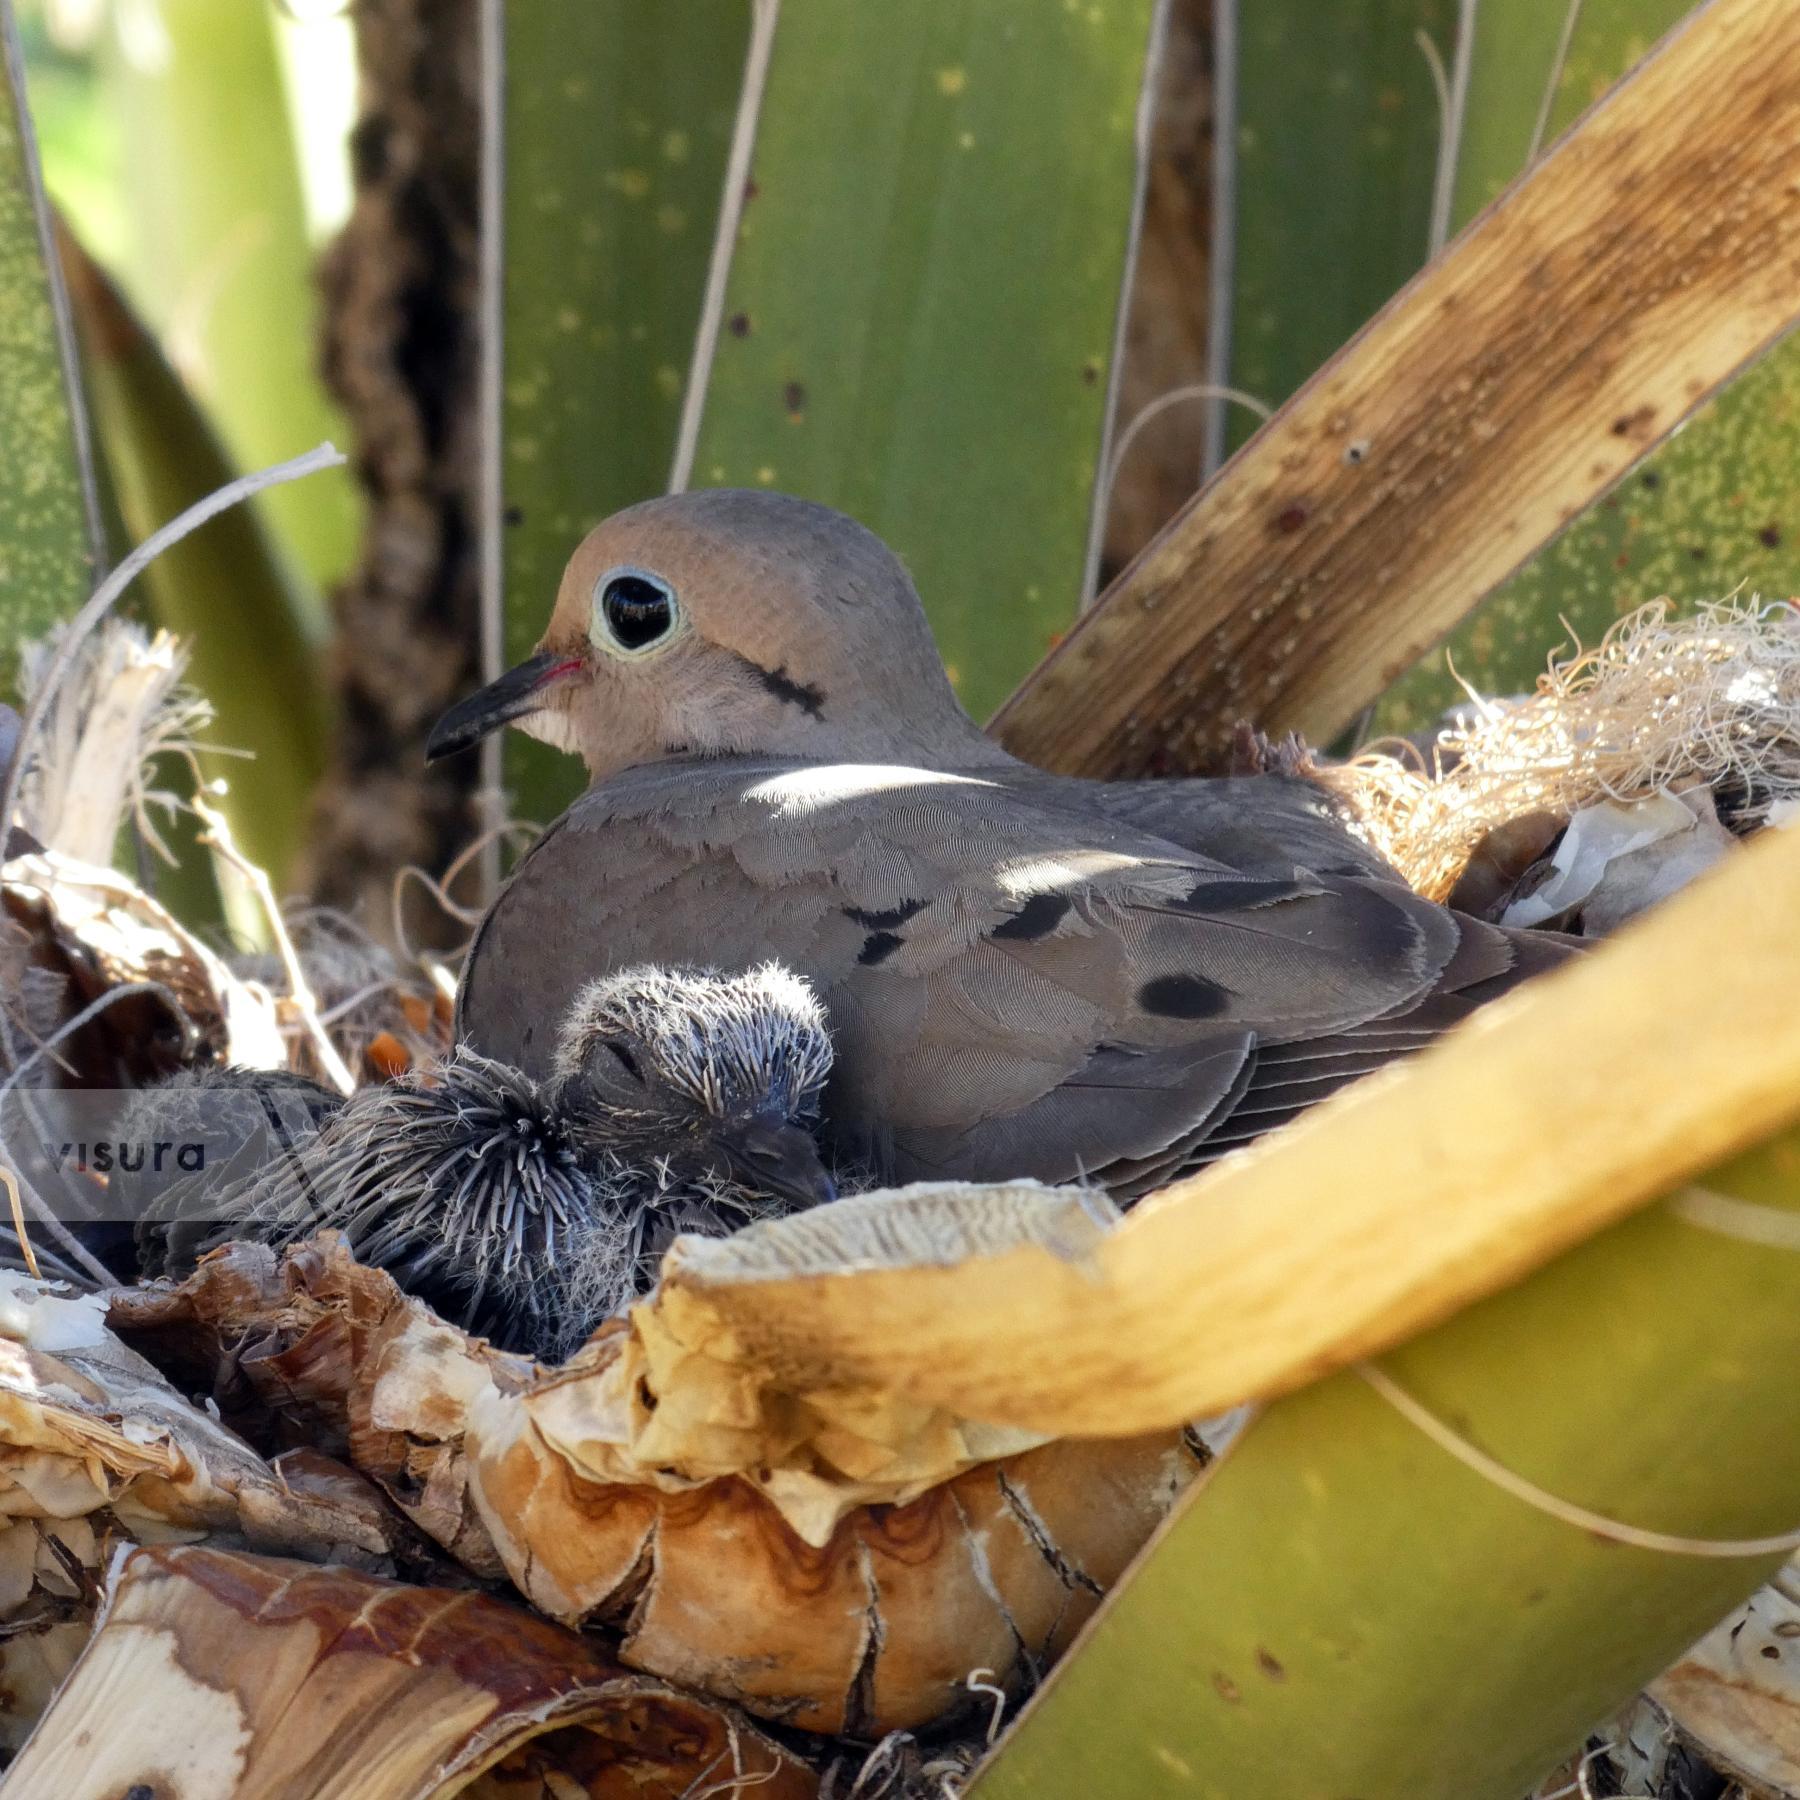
left=1373, top=0, right=1800, bottom=733
left=0, top=13, right=98, bottom=691
left=497, top=1, right=747, bottom=825
left=684, top=0, right=1159, bottom=724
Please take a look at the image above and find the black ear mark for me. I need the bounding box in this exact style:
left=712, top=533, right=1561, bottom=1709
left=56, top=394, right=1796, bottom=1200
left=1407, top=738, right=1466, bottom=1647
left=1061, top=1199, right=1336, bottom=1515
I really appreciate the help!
left=603, top=1040, right=642, bottom=1080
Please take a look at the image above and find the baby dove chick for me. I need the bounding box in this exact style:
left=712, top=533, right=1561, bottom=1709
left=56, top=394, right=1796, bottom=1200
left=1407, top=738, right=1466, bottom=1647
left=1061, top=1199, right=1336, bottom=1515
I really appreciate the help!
left=140, top=964, right=837, bottom=1361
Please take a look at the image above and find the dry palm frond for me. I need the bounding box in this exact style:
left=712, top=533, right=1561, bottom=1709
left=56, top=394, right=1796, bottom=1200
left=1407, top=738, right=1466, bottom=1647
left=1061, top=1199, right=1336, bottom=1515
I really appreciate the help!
left=15, top=621, right=222, bottom=869
left=111, top=1219, right=1200, bottom=1738
left=1328, top=598, right=1800, bottom=899
left=3, top=679, right=448, bottom=1095
left=6, top=1544, right=817, bottom=1800
left=0, top=1268, right=420, bottom=1751
left=1641, top=1566, right=1800, bottom=1798
left=0, top=846, right=285, bottom=1082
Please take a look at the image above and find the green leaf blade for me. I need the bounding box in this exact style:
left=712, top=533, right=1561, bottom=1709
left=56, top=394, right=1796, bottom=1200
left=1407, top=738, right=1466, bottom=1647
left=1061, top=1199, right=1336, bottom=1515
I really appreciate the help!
left=94, top=0, right=358, bottom=610
left=687, top=0, right=1158, bottom=723
left=971, top=1129, right=1800, bottom=1800
left=0, top=7, right=99, bottom=688
left=1217, top=0, right=1453, bottom=458
left=499, top=0, right=747, bottom=824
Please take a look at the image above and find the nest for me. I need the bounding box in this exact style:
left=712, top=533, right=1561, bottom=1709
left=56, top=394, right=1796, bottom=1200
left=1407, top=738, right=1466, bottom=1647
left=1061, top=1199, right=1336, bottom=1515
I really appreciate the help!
left=1329, top=598, right=1800, bottom=902
left=3, top=589, right=1793, bottom=1794
left=0, top=706, right=1194, bottom=1789
left=110, top=1222, right=1197, bottom=1736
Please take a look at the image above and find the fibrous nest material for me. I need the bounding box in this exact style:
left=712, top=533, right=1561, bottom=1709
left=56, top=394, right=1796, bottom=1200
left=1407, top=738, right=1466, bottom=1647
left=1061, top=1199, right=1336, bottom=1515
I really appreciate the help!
left=14, top=622, right=215, bottom=870
left=1, top=617, right=454, bottom=1101
left=110, top=1208, right=1201, bottom=1739
left=1328, top=599, right=1800, bottom=901
left=3, top=1543, right=819, bottom=1799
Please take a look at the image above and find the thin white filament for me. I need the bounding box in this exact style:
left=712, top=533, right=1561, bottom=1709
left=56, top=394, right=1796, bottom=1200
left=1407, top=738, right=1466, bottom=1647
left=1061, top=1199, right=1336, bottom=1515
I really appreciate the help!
left=1359, top=1361, right=1800, bottom=1559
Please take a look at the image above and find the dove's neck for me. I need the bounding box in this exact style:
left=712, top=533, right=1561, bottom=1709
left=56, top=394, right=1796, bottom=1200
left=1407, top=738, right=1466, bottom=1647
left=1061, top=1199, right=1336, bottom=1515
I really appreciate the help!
left=806, top=679, right=1023, bottom=774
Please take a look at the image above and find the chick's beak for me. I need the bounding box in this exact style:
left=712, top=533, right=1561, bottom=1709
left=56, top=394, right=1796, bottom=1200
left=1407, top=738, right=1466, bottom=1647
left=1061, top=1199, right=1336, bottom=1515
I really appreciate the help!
left=717, top=1119, right=838, bottom=1211
left=425, top=651, right=583, bottom=762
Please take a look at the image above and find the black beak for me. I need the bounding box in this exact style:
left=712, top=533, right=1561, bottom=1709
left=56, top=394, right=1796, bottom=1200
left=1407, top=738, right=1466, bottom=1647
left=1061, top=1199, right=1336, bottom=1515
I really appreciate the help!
left=717, top=1119, right=838, bottom=1212
left=425, top=651, right=581, bottom=762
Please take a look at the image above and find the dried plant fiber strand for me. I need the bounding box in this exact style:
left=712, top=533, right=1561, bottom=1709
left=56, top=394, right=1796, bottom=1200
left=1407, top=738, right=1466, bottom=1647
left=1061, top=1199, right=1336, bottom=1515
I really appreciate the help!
left=14, top=624, right=214, bottom=867
left=1357, top=1361, right=1800, bottom=1559
left=1330, top=599, right=1800, bottom=899
left=0, top=446, right=345, bottom=1270
left=0, top=442, right=345, bottom=930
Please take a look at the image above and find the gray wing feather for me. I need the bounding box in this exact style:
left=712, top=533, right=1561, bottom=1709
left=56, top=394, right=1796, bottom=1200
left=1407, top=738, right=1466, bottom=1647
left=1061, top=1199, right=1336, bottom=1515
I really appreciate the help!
left=459, top=757, right=1563, bottom=1191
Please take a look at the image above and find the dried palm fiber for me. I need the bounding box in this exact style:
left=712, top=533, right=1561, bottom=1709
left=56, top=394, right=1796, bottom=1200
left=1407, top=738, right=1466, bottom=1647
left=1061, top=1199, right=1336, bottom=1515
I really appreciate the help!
left=0, top=847, right=278, bottom=1086
left=1328, top=599, right=1800, bottom=900
left=0, top=838, right=298, bottom=1286
left=0, top=842, right=452, bottom=1290
left=0, top=619, right=285, bottom=1088
left=12, top=621, right=215, bottom=870
left=0, top=620, right=451, bottom=1235
left=0, top=450, right=352, bottom=1100
left=0, top=911, right=69, bottom=1067
left=0, top=626, right=270, bottom=1079
left=4, top=1543, right=818, bottom=1799
left=0, top=1270, right=422, bottom=1753
left=111, top=1215, right=1202, bottom=1737
left=818, top=1723, right=987, bottom=1799
left=233, top=904, right=454, bottom=1084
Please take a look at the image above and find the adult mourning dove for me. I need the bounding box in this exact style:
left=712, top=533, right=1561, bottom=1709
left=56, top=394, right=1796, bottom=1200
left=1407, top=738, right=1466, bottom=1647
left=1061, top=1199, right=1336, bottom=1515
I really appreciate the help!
left=433, top=491, right=1571, bottom=1196
left=135, top=965, right=836, bottom=1359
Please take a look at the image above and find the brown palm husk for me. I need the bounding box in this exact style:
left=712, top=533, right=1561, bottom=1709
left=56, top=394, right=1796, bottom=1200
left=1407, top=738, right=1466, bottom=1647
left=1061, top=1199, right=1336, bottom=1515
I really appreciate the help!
left=0, top=1268, right=428, bottom=1754
left=6, top=1543, right=817, bottom=1799
left=112, top=1221, right=1200, bottom=1738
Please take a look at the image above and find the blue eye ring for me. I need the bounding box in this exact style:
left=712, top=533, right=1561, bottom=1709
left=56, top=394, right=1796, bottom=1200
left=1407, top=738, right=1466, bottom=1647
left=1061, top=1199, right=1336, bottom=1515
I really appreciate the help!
left=590, top=566, right=683, bottom=658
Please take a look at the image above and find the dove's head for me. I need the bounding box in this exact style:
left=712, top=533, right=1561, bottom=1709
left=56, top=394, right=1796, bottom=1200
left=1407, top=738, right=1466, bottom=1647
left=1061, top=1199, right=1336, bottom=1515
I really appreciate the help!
left=550, top=961, right=838, bottom=1211
left=427, top=489, right=1003, bottom=779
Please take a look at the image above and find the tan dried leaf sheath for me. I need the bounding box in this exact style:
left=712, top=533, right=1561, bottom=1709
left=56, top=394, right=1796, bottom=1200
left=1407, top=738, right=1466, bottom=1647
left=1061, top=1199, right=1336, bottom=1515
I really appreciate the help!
left=3, top=846, right=286, bottom=1069
left=992, top=0, right=1800, bottom=773
left=0, top=1275, right=410, bottom=1753
left=4, top=1544, right=817, bottom=1800
left=113, top=1205, right=1201, bottom=1737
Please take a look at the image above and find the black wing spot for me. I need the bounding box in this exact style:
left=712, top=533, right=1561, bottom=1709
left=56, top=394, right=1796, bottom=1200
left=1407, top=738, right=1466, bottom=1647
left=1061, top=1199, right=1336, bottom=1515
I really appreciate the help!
left=1354, top=890, right=1429, bottom=961
left=1139, top=973, right=1232, bottom=1019
left=844, top=898, right=928, bottom=930
left=858, top=931, right=904, bottom=966
left=1175, top=878, right=1309, bottom=912
left=990, top=892, right=1073, bottom=941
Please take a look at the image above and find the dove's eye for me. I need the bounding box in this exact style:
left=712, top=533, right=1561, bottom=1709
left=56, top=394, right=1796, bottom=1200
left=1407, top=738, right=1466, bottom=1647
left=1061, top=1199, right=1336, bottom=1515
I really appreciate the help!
left=591, top=569, right=682, bottom=657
